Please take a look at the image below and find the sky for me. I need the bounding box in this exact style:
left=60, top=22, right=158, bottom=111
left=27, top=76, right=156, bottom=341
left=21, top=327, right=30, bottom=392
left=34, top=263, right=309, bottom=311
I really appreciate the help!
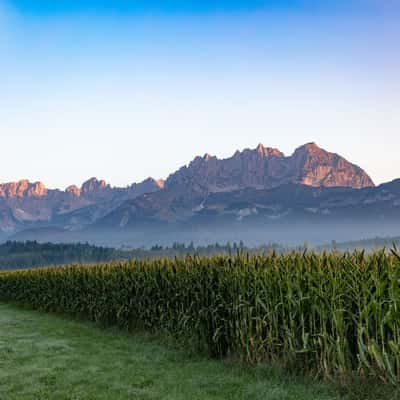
left=1, top=0, right=399, bottom=189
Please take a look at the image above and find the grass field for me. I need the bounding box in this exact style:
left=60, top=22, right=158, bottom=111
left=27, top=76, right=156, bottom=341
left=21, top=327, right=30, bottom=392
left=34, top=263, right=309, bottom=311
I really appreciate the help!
left=0, top=303, right=341, bottom=400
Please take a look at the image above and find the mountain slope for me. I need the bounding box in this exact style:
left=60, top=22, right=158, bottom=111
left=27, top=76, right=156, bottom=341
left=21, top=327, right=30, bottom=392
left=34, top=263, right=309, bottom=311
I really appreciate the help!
left=85, top=179, right=400, bottom=247
left=97, top=179, right=400, bottom=229
left=97, top=142, right=374, bottom=226
left=0, top=142, right=383, bottom=244
left=0, top=177, right=164, bottom=234
left=165, top=142, right=373, bottom=194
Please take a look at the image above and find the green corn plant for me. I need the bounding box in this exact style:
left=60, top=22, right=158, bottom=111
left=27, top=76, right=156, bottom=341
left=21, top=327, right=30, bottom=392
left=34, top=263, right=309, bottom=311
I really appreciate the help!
left=0, top=249, right=400, bottom=383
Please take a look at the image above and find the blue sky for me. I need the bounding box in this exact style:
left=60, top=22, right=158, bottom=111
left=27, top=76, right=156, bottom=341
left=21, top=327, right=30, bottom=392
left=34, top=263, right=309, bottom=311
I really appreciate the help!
left=1, top=1, right=399, bottom=188
left=6, top=0, right=268, bottom=14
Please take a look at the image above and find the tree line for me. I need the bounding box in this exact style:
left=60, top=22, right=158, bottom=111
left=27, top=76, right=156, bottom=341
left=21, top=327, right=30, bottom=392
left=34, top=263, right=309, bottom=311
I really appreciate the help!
left=0, top=240, right=285, bottom=270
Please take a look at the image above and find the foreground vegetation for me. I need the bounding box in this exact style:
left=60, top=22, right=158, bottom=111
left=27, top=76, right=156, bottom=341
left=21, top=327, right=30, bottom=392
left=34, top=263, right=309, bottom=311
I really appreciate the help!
left=0, top=303, right=339, bottom=400
left=1, top=250, right=400, bottom=388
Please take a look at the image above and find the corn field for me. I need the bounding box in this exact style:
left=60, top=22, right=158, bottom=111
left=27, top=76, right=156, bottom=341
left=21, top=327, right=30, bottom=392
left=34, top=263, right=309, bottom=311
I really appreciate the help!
left=1, top=250, right=400, bottom=383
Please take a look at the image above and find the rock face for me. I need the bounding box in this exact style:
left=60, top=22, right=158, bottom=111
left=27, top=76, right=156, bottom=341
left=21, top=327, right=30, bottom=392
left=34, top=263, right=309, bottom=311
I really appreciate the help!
left=81, top=178, right=109, bottom=194
left=144, top=142, right=374, bottom=216
left=290, top=143, right=374, bottom=188
left=97, top=142, right=375, bottom=226
left=0, top=180, right=48, bottom=198
left=66, top=185, right=81, bottom=197
left=165, top=142, right=374, bottom=196
left=0, top=177, right=163, bottom=233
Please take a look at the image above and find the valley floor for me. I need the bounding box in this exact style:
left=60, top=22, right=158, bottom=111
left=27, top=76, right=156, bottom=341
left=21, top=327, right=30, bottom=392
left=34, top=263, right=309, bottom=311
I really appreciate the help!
left=0, top=304, right=396, bottom=400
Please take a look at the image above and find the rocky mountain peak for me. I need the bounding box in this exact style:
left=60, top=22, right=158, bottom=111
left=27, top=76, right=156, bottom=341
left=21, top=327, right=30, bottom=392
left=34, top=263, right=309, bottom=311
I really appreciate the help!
left=291, top=143, right=374, bottom=188
left=255, top=144, right=284, bottom=158
left=81, top=178, right=109, bottom=194
left=163, top=142, right=374, bottom=199
left=66, top=185, right=81, bottom=197
left=27, top=181, right=48, bottom=197
left=296, top=142, right=321, bottom=152
left=0, top=180, right=48, bottom=198
left=0, top=176, right=164, bottom=232
left=256, top=143, right=264, bottom=153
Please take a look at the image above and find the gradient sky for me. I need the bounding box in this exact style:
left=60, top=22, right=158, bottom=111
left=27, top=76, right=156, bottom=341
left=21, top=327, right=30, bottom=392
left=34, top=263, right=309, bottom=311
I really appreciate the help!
left=1, top=1, right=399, bottom=189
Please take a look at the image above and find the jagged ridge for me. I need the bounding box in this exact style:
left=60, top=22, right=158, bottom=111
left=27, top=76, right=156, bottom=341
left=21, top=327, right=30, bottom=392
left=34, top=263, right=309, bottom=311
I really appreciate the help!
left=0, top=142, right=375, bottom=235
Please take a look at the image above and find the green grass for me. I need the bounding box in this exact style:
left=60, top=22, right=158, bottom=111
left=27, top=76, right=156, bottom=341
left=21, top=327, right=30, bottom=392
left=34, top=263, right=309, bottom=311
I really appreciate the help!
left=0, top=303, right=342, bottom=400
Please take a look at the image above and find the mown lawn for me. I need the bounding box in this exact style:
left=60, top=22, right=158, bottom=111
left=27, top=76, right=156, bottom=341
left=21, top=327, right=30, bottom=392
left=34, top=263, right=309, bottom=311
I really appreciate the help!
left=0, top=303, right=345, bottom=400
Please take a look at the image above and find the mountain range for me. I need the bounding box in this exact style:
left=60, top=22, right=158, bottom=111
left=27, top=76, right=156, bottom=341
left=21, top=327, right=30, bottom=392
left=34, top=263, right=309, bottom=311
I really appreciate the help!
left=1, top=142, right=399, bottom=246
